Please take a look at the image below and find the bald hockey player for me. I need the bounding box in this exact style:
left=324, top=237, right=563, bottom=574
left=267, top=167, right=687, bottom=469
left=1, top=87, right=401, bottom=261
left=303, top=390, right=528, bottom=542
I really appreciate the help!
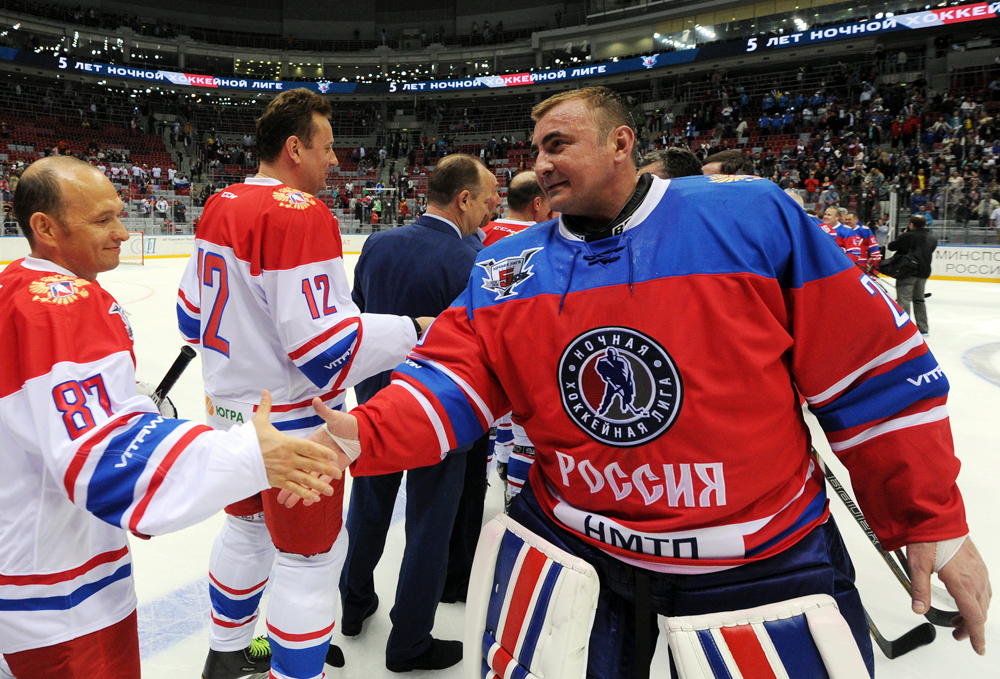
left=0, top=156, right=340, bottom=679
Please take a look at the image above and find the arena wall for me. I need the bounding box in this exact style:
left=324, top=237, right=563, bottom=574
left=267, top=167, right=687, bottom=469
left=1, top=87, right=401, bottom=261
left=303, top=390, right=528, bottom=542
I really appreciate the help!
left=0, top=233, right=372, bottom=264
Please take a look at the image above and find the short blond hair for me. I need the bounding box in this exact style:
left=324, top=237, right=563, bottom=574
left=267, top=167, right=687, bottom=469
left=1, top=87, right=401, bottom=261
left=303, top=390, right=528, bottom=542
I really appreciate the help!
left=531, top=87, right=635, bottom=146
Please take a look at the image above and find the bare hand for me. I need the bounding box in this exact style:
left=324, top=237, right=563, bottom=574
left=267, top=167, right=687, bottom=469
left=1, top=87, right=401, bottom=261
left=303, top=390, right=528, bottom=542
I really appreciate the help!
left=252, top=390, right=340, bottom=503
left=415, top=316, right=435, bottom=334
left=907, top=538, right=991, bottom=655
left=277, top=398, right=360, bottom=508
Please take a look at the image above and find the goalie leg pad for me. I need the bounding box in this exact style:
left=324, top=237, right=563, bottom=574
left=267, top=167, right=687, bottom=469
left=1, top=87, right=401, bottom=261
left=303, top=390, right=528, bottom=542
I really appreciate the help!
left=662, top=593, right=870, bottom=679
left=465, top=514, right=600, bottom=679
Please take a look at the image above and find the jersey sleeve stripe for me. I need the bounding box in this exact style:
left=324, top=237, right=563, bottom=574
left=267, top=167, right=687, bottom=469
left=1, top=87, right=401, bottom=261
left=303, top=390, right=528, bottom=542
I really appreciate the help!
left=86, top=415, right=188, bottom=527
left=272, top=414, right=326, bottom=432
left=64, top=412, right=145, bottom=502
left=394, top=358, right=485, bottom=447
left=296, top=329, right=359, bottom=389
left=812, top=351, right=947, bottom=432
left=804, top=331, right=925, bottom=406
left=177, top=289, right=200, bottom=313
left=393, top=372, right=458, bottom=450
left=176, top=304, right=201, bottom=342
left=287, top=317, right=357, bottom=361
left=0, top=546, right=129, bottom=586
left=128, top=424, right=212, bottom=535
left=829, top=405, right=949, bottom=452
left=413, top=353, right=495, bottom=427
left=0, top=563, right=132, bottom=612
left=331, top=321, right=364, bottom=392
left=390, top=379, right=450, bottom=456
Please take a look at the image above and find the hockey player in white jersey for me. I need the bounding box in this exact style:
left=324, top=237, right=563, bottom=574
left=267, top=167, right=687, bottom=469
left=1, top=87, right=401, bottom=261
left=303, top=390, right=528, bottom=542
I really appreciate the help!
left=176, top=90, right=430, bottom=679
left=0, top=156, right=341, bottom=679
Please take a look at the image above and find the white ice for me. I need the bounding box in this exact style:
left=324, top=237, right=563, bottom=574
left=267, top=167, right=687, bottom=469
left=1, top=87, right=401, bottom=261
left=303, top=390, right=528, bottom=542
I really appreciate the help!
left=94, top=256, right=1000, bottom=679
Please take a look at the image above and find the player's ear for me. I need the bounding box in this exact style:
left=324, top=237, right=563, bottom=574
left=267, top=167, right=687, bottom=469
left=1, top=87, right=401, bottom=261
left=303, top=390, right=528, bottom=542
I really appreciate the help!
left=30, top=211, right=60, bottom=248
left=285, top=135, right=302, bottom=166
left=457, top=189, right=471, bottom=212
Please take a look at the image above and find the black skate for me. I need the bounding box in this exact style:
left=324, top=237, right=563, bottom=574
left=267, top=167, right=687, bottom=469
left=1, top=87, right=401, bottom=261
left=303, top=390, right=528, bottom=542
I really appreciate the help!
left=202, top=636, right=271, bottom=679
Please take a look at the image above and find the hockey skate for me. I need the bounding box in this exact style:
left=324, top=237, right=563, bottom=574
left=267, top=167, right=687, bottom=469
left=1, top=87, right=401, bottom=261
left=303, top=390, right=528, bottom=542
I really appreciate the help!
left=202, top=636, right=271, bottom=679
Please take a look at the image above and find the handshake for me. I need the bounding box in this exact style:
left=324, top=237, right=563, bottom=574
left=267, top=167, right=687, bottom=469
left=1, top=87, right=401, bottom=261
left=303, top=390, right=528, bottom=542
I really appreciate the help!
left=255, top=391, right=359, bottom=507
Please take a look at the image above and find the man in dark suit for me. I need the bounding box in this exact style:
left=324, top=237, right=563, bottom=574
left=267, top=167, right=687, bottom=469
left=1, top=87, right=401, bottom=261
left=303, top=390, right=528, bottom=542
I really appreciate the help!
left=340, top=154, right=498, bottom=672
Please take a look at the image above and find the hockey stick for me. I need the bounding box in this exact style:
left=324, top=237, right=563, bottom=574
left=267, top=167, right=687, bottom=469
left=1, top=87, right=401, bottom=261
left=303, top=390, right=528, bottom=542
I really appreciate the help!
left=151, top=345, right=197, bottom=406
left=816, top=452, right=960, bottom=627
left=866, top=611, right=937, bottom=659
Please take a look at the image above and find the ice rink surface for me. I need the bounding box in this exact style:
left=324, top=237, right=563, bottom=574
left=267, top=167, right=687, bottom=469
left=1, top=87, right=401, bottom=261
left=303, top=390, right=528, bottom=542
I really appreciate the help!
left=91, top=255, right=1000, bottom=679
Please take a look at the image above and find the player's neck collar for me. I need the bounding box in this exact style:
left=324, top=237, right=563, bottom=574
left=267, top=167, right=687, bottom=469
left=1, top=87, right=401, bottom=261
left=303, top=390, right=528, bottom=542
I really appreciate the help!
left=563, top=173, right=654, bottom=243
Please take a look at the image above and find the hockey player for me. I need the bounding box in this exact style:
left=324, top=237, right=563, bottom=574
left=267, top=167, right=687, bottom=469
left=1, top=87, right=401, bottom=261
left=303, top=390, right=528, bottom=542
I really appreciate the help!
left=844, top=210, right=882, bottom=274
left=821, top=205, right=863, bottom=263
left=293, top=87, right=990, bottom=677
left=481, top=171, right=554, bottom=247
left=176, top=90, right=429, bottom=679
left=0, top=156, right=341, bottom=679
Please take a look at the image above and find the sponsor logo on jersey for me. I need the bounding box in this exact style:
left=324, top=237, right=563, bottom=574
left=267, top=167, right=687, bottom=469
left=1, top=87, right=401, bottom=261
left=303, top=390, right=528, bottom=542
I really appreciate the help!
left=558, top=327, right=682, bottom=447
left=708, top=175, right=763, bottom=183
left=205, top=396, right=245, bottom=423
left=476, top=247, right=543, bottom=300
left=272, top=186, right=316, bottom=210
left=108, top=302, right=134, bottom=339
left=220, top=191, right=239, bottom=199
left=29, top=274, right=91, bottom=305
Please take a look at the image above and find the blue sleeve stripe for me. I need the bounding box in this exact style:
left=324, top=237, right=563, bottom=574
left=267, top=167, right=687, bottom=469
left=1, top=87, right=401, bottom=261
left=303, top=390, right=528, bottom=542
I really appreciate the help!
left=297, top=331, right=358, bottom=389
left=0, top=563, right=131, bottom=612
left=395, top=358, right=484, bottom=449
left=812, top=352, right=948, bottom=432
left=87, top=415, right=187, bottom=527
left=176, top=304, right=200, bottom=340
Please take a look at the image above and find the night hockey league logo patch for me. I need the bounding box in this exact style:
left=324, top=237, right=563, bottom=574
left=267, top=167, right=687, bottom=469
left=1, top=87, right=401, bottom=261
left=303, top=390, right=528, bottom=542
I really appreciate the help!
left=477, top=247, right=543, bottom=300
left=559, top=327, right=682, bottom=447
left=29, top=274, right=91, bottom=306
left=272, top=186, right=316, bottom=210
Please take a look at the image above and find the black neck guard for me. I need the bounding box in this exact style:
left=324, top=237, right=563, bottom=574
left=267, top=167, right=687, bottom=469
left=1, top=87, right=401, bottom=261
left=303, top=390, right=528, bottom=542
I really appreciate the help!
left=563, top=173, right=654, bottom=243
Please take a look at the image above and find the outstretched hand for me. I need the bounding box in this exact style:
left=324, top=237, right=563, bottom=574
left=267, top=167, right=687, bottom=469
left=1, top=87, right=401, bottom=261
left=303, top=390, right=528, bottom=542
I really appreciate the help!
left=276, top=398, right=360, bottom=509
left=907, top=538, right=991, bottom=655
left=252, top=390, right=341, bottom=503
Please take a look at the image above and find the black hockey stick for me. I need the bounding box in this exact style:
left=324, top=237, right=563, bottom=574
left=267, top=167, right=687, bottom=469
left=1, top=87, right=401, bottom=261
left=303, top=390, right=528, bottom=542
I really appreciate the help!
left=866, top=611, right=936, bottom=659
left=816, top=452, right=960, bottom=627
left=151, top=345, right=197, bottom=406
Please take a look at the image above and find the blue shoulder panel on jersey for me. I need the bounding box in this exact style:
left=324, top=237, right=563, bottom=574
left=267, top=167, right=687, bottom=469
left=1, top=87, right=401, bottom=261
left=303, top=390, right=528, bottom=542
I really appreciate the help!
left=463, top=176, right=853, bottom=314
left=87, top=414, right=187, bottom=527
left=297, top=330, right=358, bottom=389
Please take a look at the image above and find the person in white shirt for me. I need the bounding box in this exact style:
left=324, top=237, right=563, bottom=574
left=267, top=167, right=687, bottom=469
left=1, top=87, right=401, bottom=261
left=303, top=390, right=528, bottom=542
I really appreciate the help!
left=151, top=166, right=162, bottom=181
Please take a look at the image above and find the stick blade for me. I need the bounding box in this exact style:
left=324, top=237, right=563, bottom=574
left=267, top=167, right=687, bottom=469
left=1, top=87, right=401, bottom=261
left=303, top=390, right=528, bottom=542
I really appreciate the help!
left=881, top=622, right=937, bottom=659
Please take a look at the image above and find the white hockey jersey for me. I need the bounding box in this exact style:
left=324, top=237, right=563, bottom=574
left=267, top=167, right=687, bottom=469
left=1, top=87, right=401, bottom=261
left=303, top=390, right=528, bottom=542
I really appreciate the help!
left=176, top=176, right=416, bottom=435
left=0, top=257, right=271, bottom=654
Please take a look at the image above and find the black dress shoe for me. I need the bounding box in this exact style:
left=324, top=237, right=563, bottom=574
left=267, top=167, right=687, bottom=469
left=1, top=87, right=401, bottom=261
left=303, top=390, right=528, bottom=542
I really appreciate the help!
left=386, top=639, right=463, bottom=672
left=341, top=593, right=379, bottom=637
left=326, top=644, right=345, bottom=668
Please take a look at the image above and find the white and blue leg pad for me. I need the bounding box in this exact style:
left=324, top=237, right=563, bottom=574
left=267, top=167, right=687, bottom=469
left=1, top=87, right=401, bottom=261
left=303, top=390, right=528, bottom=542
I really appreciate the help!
left=662, top=594, right=869, bottom=679
left=464, top=515, right=600, bottom=679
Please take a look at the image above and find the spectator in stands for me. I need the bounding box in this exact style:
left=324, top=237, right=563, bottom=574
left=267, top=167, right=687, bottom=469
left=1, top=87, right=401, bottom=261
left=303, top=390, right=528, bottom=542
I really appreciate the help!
left=140, top=197, right=151, bottom=218
left=911, top=189, right=928, bottom=213
left=701, top=149, right=755, bottom=176
left=173, top=200, right=187, bottom=224
left=638, top=148, right=702, bottom=179
left=154, top=196, right=168, bottom=219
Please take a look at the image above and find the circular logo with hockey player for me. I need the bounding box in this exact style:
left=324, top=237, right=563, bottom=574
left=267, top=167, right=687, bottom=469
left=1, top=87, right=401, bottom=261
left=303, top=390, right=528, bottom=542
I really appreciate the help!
left=558, top=327, right=682, bottom=447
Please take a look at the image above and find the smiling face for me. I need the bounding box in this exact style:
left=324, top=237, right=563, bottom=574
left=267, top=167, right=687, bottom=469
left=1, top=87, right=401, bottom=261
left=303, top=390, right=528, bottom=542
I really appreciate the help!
left=531, top=99, right=624, bottom=220
left=298, top=113, right=338, bottom=195
left=45, top=169, right=129, bottom=281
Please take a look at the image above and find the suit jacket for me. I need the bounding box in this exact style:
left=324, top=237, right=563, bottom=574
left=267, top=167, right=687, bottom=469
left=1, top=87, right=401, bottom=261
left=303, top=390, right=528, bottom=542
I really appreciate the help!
left=353, top=214, right=480, bottom=403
